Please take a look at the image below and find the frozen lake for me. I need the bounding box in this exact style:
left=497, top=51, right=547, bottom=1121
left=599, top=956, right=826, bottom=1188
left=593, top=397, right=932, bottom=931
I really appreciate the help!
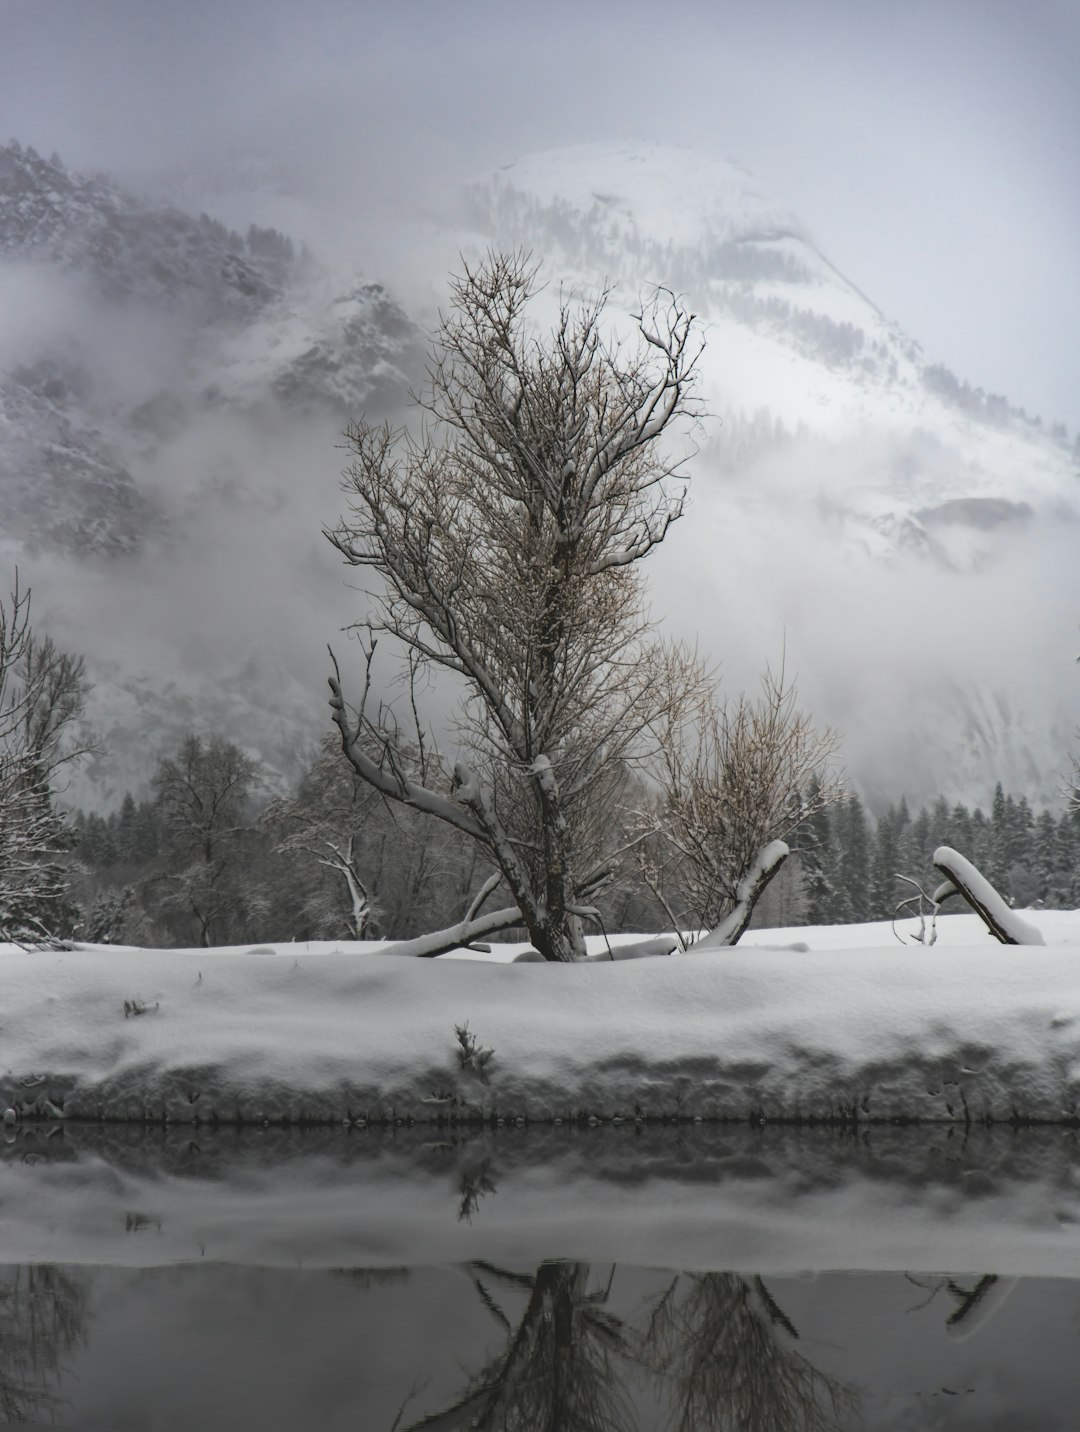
left=4, top=1121, right=1080, bottom=1427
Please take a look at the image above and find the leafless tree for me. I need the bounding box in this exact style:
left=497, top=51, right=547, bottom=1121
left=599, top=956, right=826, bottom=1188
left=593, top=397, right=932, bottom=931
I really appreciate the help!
left=0, top=573, right=95, bottom=943
left=326, top=251, right=702, bottom=961
left=151, top=733, right=260, bottom=947
left=641, top=657, right=842, bottom=944
left=261, top=732, right=480, bottom=941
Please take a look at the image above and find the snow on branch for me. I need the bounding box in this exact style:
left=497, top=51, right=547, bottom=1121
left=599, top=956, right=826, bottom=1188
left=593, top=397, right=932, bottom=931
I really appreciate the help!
left=373, top=905, right=524, bottom=959
left=932, top=845, right=1044, bottom=946
left=577, top=934, right=680, bottom=962
left=694, top=840, right=790, bottom=949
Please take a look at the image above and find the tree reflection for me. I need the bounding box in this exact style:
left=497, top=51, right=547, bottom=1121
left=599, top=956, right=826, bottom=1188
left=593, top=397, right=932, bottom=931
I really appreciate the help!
left=0, top=1264, right=88, bottom=1422
left=640, top=1272, right=858, bottom=1432
left=402, top=1260, right=634, bottom=1432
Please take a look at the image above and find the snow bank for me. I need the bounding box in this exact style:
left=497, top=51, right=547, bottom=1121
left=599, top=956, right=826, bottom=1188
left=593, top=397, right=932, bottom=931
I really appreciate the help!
left=4, top=911, right=1080, bottom=1126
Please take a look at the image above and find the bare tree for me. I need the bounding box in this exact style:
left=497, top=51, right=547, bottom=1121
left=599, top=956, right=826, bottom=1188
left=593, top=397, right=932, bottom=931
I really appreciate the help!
left=326, top=251, right=702, bottom=961
left=151, top=733, right=260, bottom=947
left=261, top=732, right=481, bottom=941
left=641, top=658, right=842, bottom=944
left=0, top=574, right=95, bottom=943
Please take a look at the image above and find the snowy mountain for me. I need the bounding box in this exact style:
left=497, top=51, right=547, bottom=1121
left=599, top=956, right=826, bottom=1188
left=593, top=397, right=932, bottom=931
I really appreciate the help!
left=0, top=142, right=426, bottom=803
left=0, top=142, right=422, bottom=560
left=461, top=144, right=1080, bottom=808
left=1, top=138, right=1077, bottom=810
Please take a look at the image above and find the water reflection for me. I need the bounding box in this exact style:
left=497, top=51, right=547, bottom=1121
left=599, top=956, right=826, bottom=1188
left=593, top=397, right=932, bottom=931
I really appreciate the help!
left=405, top=1262, right=857, bottom=1432
left=5, top=1122, right=1080, bottom=1427
left=640, top=1273, right=856, bottom=1432
left=404, top=1261, right=631, bottom=1431
left=2, top=1256, right=1076, bottom=1430
left=0, top=1264, right=88, bottom=1422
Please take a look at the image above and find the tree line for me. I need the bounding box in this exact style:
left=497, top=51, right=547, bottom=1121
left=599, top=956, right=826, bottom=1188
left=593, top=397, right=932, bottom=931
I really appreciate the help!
left=801, top=782, right=1080, bottom=928
left=62, top=748, right=1080, bottom=950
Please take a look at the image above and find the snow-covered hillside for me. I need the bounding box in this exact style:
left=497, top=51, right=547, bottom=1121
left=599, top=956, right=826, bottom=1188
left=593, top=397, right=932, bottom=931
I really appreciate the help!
left=463, top=144, right=1080, bottom=807
left=0, top=142, right=426, bottom=802
left=1, top=138, right=1077, bottom=807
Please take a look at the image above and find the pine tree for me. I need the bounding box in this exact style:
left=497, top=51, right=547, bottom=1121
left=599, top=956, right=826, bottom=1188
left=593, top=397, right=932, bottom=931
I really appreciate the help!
left=950, top=802, right=974, bottom=858
left=989, top=783, right=1009, bottom=887
left=797, top=775, right=842, bottom=925
left=1057, top=812, right=1079, bottom=904
left=1034, top=809, right=1058, bottom=897
left=836, top=794, right=871, bottom=922
left=114, top=792, right=139, bottom=863
left=871, top=804, right=905, bottom=919
left=970, top=807, right=992, bottom=872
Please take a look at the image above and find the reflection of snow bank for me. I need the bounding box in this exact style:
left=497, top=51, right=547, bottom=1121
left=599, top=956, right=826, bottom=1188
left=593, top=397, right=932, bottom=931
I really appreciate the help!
left=4, top=910, right=1080, bottom=1127
left=5, top=1121, right=1080, bottom=1276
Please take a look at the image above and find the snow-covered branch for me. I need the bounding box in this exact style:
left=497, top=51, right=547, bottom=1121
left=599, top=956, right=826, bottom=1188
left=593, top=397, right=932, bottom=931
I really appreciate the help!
left=374, top=905, right=524, bottom=959
left=694, top=840, right=791, bottom=949
left=932, top=845, right=1045, bottom=946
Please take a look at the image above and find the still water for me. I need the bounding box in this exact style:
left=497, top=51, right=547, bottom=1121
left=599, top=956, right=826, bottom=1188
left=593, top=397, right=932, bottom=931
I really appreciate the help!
left=5, top=1122, right=1080, bottom=1429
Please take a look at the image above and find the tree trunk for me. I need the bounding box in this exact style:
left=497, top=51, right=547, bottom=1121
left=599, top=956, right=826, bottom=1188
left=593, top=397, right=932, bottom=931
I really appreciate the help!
left=529, top=916, right=583, bottom=963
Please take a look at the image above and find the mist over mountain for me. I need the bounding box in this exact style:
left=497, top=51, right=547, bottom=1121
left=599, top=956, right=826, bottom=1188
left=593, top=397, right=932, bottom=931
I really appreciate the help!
left=0, top=140, right=424, bottom=804
left=1, top=138, right=1077, bottom=811
left=462, top=144, right=1080, bottom=810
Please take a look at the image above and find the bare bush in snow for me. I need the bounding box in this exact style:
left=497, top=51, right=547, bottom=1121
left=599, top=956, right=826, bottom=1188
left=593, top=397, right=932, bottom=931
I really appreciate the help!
left=640, top=657, right=842, bottom=944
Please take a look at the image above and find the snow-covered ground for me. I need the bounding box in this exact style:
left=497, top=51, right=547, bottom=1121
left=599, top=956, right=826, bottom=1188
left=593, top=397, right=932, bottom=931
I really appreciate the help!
left=5, top=910, right=1080, bottom=1128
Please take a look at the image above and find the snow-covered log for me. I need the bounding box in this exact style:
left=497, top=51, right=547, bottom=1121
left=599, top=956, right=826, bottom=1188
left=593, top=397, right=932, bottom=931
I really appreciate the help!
left=375, top=906, right=524, bottom=959
left=693, top=840, right=790, bottom=949
left=932, top=846, right=1045, bottom=946
left=577, top=935, right=680, bottom=962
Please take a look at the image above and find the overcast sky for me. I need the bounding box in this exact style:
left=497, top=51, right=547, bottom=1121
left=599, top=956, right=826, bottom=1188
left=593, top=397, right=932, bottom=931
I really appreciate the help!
left=4, top=0, right=1078, bottom=427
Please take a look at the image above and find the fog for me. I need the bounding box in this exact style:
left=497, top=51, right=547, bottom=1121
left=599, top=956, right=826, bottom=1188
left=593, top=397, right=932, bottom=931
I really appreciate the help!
left=6, top=0, right=1077, bottom=427
left=652, top=443, right=1080, bottom=809
left=1, top=0, right=1079, bottom=808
